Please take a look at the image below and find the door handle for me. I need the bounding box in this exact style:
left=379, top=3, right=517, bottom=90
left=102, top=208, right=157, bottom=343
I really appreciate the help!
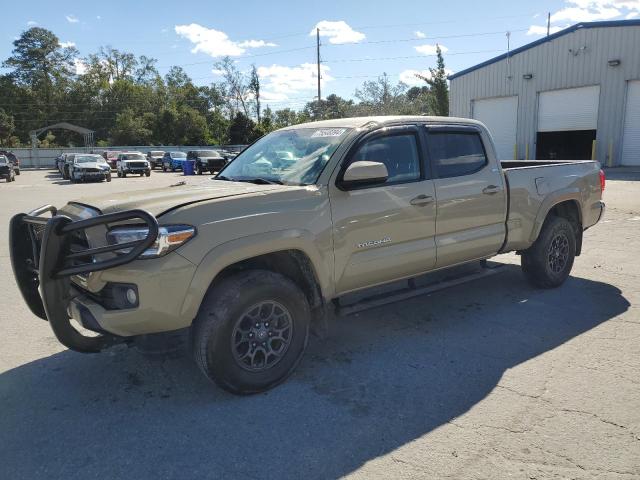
left=482, top=185, right=500, bottom=195
left=410, top=194, right=434, bottom=206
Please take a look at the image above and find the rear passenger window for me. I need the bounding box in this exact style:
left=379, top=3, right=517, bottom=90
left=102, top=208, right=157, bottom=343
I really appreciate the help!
left=428, top=132, right=487, bottom=178
left=351, top=134, right=420, bottom=184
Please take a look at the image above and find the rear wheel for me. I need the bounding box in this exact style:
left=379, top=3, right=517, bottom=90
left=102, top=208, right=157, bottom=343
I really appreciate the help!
left=192, top=270, right=310, bottom=395
left=521, top=216, right=576, bottom=288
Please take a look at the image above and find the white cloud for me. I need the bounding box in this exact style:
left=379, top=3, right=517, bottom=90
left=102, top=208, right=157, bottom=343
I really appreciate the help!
left=66, top=14, right=79, bottom=23
left=237, top=39, right=277, bottom=48
left=527, top=24, right=568, bottom=35
left=27, top=20, right=37, bottom=26
left=414, top=30, right=426, bottom=38
left=311, top=20, right=365, bottom=44
left=399, top=68, right=455, bottom=86
left=528, top=1, right=640, bottom=36
left=258, top=63, right=333, bottom=101
left=174, top=24, right=277, bottom=57
left=96, top=15, right=101, bottom=20
left=551, top=5, right=620, bottom=21
left=414, top=44, right=449, bottom=55
left=60, top=41, right=76, bottom=48
left=74, top=58, right=87, bottom=75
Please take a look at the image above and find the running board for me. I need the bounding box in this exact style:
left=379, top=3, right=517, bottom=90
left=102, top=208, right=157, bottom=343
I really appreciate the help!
left=335, top=261, right=507, bottom=317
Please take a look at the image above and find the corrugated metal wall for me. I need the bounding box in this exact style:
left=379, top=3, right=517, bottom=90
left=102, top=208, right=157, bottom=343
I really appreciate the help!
left=450, top=24, right=640, bottom=165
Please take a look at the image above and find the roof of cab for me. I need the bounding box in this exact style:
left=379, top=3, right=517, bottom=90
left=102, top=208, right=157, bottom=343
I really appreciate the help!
left=283, top=115, right=484, bottom=130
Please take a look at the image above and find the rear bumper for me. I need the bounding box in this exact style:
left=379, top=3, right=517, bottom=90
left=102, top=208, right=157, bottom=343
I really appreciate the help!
left=9, top=206, right=162, bottom=352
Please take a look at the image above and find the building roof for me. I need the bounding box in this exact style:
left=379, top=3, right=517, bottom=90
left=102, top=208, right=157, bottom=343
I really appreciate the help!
left=448, top=19, right=640, bottom=80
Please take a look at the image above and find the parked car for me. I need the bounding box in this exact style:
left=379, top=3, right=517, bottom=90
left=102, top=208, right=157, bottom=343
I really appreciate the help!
left=9, top=116, right=606, bottom=395
left=116, top=152, right=151, bottom=177
left=0, top=150, right=20, bottom=175
left=161, top=151, right=187, bottom=171
left=187, top=149, right=228, bottom=175
left=56, top=154, right=66, bottom=175
left=0, top=154, right=16, bottom=182
left=69, top=154, right=112, bottom=183
left=146, top=150, right=165, bottom=169
left=62, top=153, right=81, bottom=180
left=103, top=151, right=122, bottom=170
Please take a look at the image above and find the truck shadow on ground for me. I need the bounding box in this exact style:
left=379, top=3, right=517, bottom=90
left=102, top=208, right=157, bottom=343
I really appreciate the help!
left=0, top=266, right=629, bottom=479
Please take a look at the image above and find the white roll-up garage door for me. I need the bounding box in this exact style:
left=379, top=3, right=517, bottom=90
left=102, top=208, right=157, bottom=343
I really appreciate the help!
left=473, top=96, right=518, bottom=159
left=538, top=85, right=600, bottom=132
left=621, top=80, right=640, bottom=166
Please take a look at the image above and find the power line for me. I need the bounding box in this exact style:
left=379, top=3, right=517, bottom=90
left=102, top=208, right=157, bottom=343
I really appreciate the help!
left=324, top=49, right=503, bottom=63
left=324, top=28, right=529, bottom=46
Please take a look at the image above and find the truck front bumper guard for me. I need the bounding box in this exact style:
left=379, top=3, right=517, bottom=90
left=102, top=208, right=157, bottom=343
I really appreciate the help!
left=9, top=205, right=159, bottom=353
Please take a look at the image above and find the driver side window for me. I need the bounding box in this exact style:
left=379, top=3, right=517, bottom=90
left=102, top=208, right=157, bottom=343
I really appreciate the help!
left=350, top=134, right=421, bottom=184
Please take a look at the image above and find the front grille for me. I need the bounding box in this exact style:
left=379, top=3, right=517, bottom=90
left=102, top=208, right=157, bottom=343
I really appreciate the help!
left=82, top=168, right=101, bottom=173
left=127, top=162, right=147, bottom=168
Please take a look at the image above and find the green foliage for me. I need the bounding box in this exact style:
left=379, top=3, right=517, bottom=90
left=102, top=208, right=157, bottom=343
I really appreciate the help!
left=0, top=108, right=15, bottom=146
left=416, top=45, right=449, bottom=116
left=1, top=27, right=451, bottom=147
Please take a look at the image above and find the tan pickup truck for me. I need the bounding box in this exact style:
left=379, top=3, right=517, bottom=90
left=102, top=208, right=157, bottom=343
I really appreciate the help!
left=10, top=116, right=606, bottom=394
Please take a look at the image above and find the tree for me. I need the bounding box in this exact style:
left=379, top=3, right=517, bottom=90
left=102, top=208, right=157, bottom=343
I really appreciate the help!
left=215, top=57, right=249, bottom=117
left=248, top=65, right=261, bottom=123
left=354, top=73, right=408, bottom=115
left=228, top=112, right=256, bottom=144
left=0, top=109, right=15, bottom=146
left=111, top=109, right=153, bottom=145
left=3, top=28, right=77, bottom=87
left=416, top=44, right=449, bottom=116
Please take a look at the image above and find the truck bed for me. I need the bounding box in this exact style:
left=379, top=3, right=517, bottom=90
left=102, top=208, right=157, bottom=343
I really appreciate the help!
left=500, top=159, right=603, bottom=252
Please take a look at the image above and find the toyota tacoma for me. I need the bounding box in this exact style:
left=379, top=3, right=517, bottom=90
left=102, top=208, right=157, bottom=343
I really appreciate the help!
left=9, top=116, right=606, bottom=394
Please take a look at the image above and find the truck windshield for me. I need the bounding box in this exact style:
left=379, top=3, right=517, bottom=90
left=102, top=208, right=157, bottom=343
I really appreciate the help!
left=218, top=127, right=351, bottom=185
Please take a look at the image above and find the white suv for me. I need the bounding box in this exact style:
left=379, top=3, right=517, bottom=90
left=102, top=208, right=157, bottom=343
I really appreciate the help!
left=116, top=152, right=151, bottom=178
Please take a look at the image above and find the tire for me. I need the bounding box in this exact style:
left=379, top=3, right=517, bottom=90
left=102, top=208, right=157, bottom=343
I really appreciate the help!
left=197, top=165, right=203, bottom=175
left=122, top=172, right=127, bottom=178
left=145, top=171, right=150, bottom=177
left=521, top=216, right=576, bottom=289
left=106, top=174, right=112, bottom=182
left=171, top=165, right=176, bottom=172
left=162, top=165, right=167, bottom=172
left=15, top=169, right=20, bottom=175
left=117, top=171, right=122, bottom=178
left=192, top=270, right=310, bottom=395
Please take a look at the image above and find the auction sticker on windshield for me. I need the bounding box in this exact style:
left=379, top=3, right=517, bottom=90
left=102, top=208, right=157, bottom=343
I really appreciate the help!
left=311, top=128, right=346, bottom=138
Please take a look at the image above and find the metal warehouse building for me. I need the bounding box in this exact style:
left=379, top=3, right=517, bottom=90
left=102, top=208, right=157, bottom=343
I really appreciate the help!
left=449, top=20, right=640, bottom=166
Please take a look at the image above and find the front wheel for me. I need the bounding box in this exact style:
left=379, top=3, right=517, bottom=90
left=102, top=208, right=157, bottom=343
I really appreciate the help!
left=521, top=216, right=576, bottom=289
left=192, top=270, right=310, bottom=395
left=106, top=174, right=112, bottom=182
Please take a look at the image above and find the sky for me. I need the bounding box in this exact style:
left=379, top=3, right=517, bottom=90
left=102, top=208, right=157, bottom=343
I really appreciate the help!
left=2, top=0, right=640, bottom=111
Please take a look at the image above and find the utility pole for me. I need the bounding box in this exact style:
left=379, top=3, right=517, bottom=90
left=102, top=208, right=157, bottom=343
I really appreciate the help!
left=547, top=12, right=551, bottom=36
left=316, top=28, right=321, bottom=105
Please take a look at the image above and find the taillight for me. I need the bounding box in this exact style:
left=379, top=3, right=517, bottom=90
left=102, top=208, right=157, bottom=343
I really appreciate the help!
left=599, top=169, right=606, bottom=193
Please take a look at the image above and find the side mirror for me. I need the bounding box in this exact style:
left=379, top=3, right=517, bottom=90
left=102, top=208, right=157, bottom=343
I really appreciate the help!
left=341, top=161, right=388, bottom=189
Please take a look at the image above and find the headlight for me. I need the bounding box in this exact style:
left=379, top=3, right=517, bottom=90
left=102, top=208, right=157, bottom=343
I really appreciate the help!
left=106, top=225, right=196, bottom=258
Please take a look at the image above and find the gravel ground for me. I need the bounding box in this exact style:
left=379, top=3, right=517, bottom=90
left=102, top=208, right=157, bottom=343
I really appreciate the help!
left=0, top=169, right=638, bottom=480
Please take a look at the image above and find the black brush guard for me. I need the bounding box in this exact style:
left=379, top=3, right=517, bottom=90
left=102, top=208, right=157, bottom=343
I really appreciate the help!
left=9, top=205, right=159, bottom=353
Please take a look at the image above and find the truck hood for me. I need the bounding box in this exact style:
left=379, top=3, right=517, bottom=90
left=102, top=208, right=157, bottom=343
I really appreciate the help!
left=70, top=179, right=289, bottom=217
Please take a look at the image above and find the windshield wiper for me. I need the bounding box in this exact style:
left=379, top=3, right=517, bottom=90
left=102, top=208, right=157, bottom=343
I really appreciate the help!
left=213, top=175, right=283, bottom=185
left=236, top=177, right=283, bottom=185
